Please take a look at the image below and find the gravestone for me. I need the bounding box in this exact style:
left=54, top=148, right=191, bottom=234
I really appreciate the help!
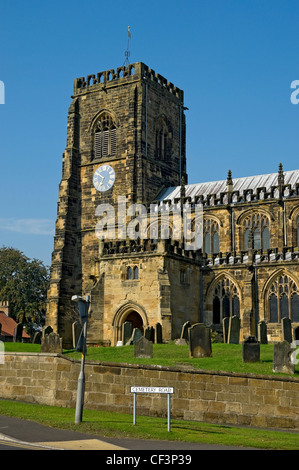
left=32, top=331, right=42, bottom=344
left=242, top=336, right=260, bottom=362
left=228, top=316, right=240, bottom=344
left=41, top=332, right=62, bottom=353
left=13, top=323, right=23, bottom=342
left=126, top=328, right=143, bottom=345
left=72, top=321, right=82, bottom=349
left=155, top=323, right=162, bottom=344
left=188, top=323, right=212, bottom=358
left=282, top=317, right=292, bottom=343
left=222, top=317, right=229, bottom=343
left=294, top=326, right=299, bottom=341
left=144, top=326, right=155, bottom=342
left=273, top=340, right=294, bottom=374
left=123, top=321, right=133, bottom=345
left=134, top=336, right=153, bottom=358
left=258, top=321, right=268, bottom=344
left=180, top=321, right=191, bottom=341
left=175, top=338, right=187, bottom=345
left=42, top=325, right=53, bottom=338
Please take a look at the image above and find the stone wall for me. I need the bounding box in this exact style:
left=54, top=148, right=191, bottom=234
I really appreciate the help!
left=1, top=353, right=299, bottom=431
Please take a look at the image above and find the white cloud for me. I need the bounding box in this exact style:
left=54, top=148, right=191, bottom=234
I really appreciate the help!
left=0, top=218, right=55, bottom=235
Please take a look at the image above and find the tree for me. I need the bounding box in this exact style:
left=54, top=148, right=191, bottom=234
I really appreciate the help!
left=0, top=246, right=49, bottom=327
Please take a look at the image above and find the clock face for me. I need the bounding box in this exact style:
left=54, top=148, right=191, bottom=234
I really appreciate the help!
left=93, top=165, right=116, bottom=192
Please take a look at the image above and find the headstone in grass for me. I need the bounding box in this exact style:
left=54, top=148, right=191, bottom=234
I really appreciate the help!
left=126, top=327, right=143, bottom=345
left=282, top=317, right=292, bottom=343
left=242, top=336, right=260, bottom=362
left=32, top=331, right=42, bottom=344
left=41, top=332, right=62, bottom=353
left=273, top=340, right=294, bottom=374
left=180, top=321, right=191, bottom=341
left=188, top=323, right=212, bottom=358
left=134, top=336, right=153, bottom=358
left=222, top=317, right=229, bottom=343
left=228, top=316, right=240, bottom=344
left=123, top=321, right=133, bottom=345
left=144, top=326, right=155, bottom=342
left=258, top=321, right=268, bottom=344
left=13, top=323, right=23, bottom=342
left=155, top=323, right=163, bottom=343
left=42, top=325, right=53, bottom=338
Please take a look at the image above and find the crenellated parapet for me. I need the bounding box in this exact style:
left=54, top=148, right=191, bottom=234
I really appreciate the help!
left=73, top=62, right=183, bottom=100
left=100, top=238, right=202, bottom=261
left=203, top=247, right=299, bottom=267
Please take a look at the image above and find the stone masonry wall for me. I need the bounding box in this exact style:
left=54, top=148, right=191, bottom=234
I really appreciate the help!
left=0, top=353, right=299, bottom=431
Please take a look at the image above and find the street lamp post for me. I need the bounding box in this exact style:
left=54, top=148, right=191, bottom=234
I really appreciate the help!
left=71, top=295, right=90, bottom=424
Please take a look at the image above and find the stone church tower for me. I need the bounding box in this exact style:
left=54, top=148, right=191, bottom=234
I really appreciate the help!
left=46, top=63, right=192, bottom=347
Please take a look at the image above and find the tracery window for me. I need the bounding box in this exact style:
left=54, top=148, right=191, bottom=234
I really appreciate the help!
left=243, top=213, right=270, bottom=250
left=204, top=219, right=220, bottom=255
left=94, top=112, right=116, bottom=159
left=212, top=278, right=240, bottom=324
left=268, top=274, right=299, bottom=322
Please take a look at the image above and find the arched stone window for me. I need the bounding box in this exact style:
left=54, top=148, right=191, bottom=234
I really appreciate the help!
left=204, top=219, right=220, bottom=255
left=267, top=274, right=299, bottom=322
left=243, top=213, right=270, bottom=250
left=212, top=278, right=240, bottom=324
left=133, top=266, right=139, bottom=280
left=127, top=266, right=133, bottom=280
left=126, top=265, right=139, bottom=280
left=94, top=112, right=117, bottom=159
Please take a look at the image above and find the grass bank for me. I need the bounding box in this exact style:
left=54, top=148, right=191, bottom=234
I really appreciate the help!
left=4, top=342, right=299, bottom=377
left=0, top=399, right=299, bottom=450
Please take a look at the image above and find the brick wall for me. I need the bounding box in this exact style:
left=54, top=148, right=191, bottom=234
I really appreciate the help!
left=0, top=353, right=298, bottom=430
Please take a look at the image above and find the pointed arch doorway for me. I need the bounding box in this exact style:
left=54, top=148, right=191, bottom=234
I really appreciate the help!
left=112, top=302, right=149, bottom=345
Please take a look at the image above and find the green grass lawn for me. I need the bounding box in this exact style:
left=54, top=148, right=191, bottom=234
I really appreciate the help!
left=5, top=341, right=299, bottom=377
left=0, top=398, right=299, bottom=450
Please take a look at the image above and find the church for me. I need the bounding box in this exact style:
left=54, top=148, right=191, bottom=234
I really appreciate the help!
left=46, top=62, right=299, bottom=348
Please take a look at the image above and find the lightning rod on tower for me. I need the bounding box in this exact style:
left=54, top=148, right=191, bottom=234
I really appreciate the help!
left=124, top=26, right=131, bottom=67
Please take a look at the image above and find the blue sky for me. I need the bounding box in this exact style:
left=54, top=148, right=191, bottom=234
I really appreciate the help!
left=0, top=0, right=299, bottom=266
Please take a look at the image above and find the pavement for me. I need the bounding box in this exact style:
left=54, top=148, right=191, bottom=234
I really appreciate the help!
left=0, top=414, right=258, bottom=451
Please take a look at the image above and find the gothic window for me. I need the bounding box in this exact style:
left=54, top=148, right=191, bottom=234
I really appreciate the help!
left=155, top=117, right=170, bottom=161
left=212, top=278, right=240, bottom=324
left=243, top=213, right=270, bottom=250
left=126, top=266, right=139, bottom=280
left=267, top=274, right=299, bottom=322
left=94, top=112, right=116, bottom=159
left=204, top=219, right=220, bottom=255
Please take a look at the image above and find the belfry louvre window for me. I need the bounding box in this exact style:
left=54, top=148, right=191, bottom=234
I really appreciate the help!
left=94, top=113, right=116, bottom=158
